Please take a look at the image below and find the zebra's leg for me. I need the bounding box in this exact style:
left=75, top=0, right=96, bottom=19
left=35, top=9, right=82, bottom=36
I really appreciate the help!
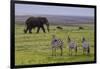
left=87, top=47, right=90, bottom=55
left=52, top=47, right=53, bottom=56
left=69, top=48, right=71, bottom=56
left=55, top=48, right=56, bottom=56
left=71, top=49, right=72, bottom=56
left=83, top=48, right=84, bottom=55
left=60, top=47, right=63, bottom=56
left=83, top=48, right=86, bottom=55
left=52, top=48, right=56, bottom=56
left=75, top=47, right=77, bottom=56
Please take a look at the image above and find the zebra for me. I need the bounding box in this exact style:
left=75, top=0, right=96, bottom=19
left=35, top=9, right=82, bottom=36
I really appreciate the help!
left=51, top=35, right=63, bottom=56
left=67, top=36, right=77, bottom=56
left=82, top=37, right=90, bottom=55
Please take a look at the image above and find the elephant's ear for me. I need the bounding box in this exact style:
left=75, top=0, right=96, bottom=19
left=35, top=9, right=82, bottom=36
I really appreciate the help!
left=45, top=17, right=48, bottom=23
left=38, top=17, right=47, bottom=23
left=38, top=17, right=49, bottom=32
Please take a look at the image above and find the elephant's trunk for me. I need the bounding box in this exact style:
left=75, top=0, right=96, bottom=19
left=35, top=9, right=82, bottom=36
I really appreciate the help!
left=24, top=23, right=27, bottom=33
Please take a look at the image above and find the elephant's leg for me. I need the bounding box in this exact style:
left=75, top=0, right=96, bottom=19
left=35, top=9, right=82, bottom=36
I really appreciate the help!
left=29, top=27, right=32, bottom=34
left=41, top=26, right=46, bottom=33
left=37, top=27, right=40, bottom=33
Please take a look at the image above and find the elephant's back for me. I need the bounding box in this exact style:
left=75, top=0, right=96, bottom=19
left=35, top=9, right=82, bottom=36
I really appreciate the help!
left=25, top=17, right=40, bottom=25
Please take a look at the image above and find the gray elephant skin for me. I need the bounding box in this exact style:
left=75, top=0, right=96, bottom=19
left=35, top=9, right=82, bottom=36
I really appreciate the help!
left=24, top=17, right=49, bottom=33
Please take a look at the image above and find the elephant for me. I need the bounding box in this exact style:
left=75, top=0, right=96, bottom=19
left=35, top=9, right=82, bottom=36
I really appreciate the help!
left=24, top=16, right=49, bottom=33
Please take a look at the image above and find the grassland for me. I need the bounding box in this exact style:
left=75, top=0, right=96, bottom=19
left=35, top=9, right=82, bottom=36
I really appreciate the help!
left=15, top=23, right=95, bottom=65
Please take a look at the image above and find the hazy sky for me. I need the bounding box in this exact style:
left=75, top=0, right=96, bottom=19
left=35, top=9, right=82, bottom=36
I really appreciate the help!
left=15, top=4, right=94, bottom=17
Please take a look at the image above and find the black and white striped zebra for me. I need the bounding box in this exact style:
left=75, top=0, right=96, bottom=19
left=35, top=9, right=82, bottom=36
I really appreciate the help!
left=51, top=35, right=63, bottom=56
left=82, top=37, right=90, bottom=55
left=67, top=36, right=77, bottom=56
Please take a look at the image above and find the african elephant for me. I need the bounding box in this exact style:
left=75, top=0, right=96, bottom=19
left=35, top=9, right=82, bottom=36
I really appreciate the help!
left=24, top=17, right=49, bottom=33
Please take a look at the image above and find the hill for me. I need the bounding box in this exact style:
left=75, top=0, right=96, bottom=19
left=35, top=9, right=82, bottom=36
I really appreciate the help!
left=15, top=15, right=94, bottom=25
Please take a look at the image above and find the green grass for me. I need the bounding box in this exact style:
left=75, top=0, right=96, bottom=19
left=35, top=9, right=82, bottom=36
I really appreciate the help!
left=15, top=24, right=95, bottom=65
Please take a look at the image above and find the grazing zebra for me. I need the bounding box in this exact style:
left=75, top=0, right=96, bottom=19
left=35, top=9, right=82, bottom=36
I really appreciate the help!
left=67, top=36, right=77, bottom=56
left=82, top=37, right=90, bottom=55
left=51, top=35, right=63, bottom=56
